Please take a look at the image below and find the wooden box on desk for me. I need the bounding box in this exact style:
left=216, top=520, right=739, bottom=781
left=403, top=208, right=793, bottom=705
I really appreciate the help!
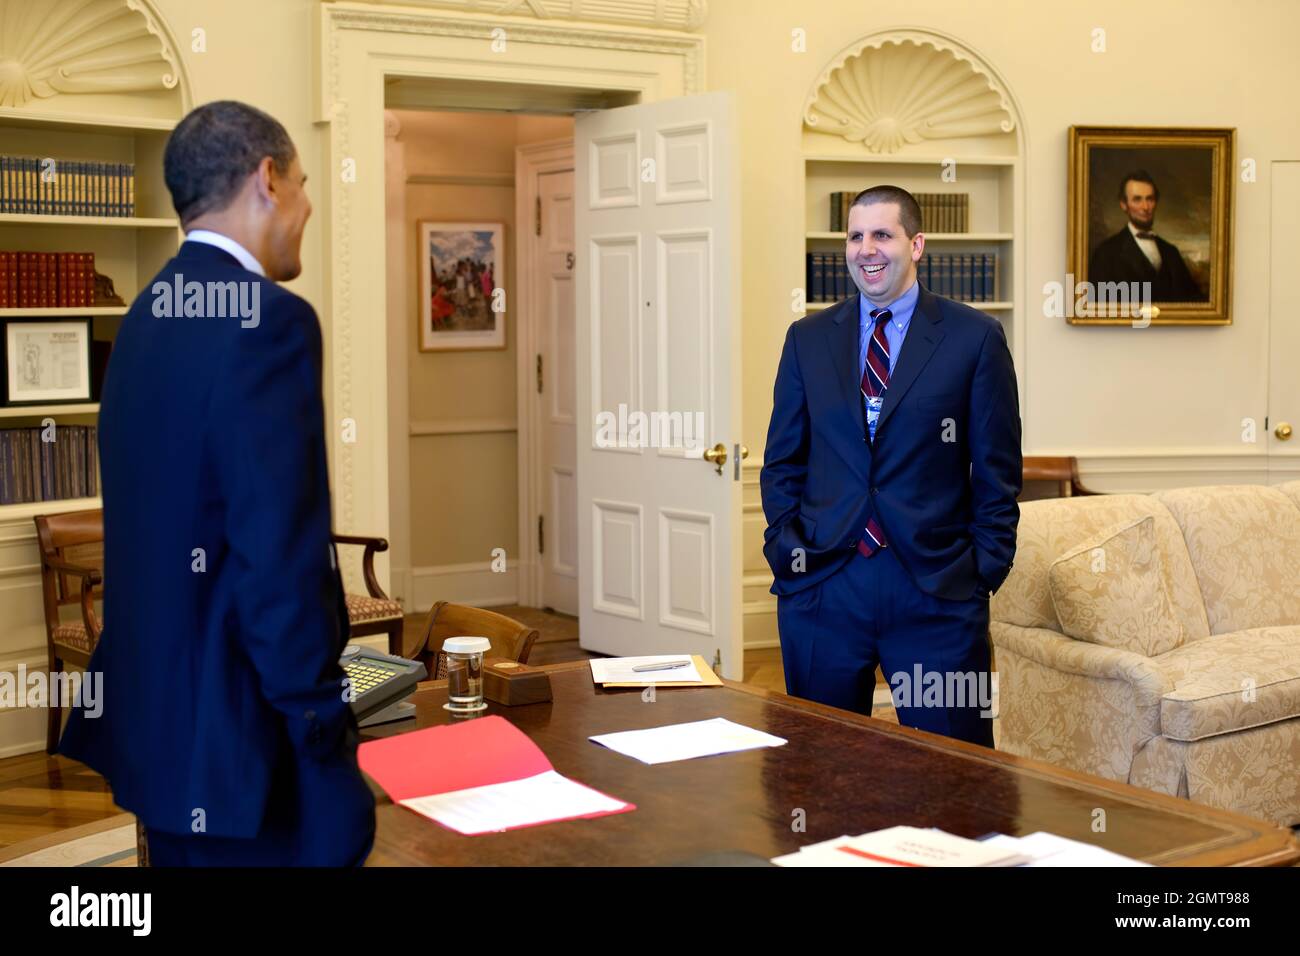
left=483, top=658, right=552, bottom=706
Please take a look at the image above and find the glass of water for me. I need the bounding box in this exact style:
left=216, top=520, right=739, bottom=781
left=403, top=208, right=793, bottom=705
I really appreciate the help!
left=442, top=636, right=491, bottom=714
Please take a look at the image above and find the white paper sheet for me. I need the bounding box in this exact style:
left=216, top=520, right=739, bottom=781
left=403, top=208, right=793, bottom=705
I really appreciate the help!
left=980, top=831, right=1150, bottom=867
left=399, top=769, right=630, bottom=835
left=589, top=717, right=787, bottom=765
left=589, top=656, right=706, bottom=684
left=773, top=829, right=1029, bottom=867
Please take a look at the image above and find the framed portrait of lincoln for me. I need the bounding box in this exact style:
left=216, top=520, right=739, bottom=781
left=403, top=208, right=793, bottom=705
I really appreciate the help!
left=1067, top=126, right=1234, bottom=325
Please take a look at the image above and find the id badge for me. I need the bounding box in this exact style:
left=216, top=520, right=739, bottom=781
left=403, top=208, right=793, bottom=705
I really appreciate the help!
left=865, top=395, right=884, bottom=435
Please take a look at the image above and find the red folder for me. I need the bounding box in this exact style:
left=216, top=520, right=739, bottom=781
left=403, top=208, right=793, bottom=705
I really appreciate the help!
left=358, top=716, right=635, bottom=832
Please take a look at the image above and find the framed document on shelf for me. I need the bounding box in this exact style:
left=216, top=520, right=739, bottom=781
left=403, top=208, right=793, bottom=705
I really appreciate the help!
left=1, top=319, right=92, bottom=405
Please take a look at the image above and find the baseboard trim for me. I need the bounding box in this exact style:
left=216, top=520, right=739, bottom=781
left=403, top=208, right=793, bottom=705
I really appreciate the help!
left=408, top=562, right=518, bottom=613
left=743, top=599, right=778, bottom=649
left=0, top=650, right=57, bottom=758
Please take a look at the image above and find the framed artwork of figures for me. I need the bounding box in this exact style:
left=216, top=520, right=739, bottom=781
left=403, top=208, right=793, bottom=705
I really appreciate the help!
left=1067, top=126, right=1234, bottom=325
left=418, top=221, right=506, bottom=351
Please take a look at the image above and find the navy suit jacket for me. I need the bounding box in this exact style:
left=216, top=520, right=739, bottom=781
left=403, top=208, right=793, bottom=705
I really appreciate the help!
left=58, top=241, right=375, bottom=857
left=760, top=284, right=1022, bottom=602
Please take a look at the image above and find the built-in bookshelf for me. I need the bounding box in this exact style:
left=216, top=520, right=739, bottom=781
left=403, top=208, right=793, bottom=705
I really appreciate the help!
left=0, top=110, right=181, bottom=517
left=802, top=152, right=1022, bottom=375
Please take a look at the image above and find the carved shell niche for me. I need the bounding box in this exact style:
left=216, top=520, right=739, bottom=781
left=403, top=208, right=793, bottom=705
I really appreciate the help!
left=0, top=0, right=181, bottom=109
left=803, top=35, right=1015, bottom=153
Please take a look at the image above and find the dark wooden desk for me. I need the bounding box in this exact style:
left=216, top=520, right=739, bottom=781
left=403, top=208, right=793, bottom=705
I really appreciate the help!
left=361, top=661, right=1300, bottom=866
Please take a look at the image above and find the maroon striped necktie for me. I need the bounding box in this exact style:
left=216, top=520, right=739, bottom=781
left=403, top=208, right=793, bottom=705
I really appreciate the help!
left=857, top=308, right=891, bottom=558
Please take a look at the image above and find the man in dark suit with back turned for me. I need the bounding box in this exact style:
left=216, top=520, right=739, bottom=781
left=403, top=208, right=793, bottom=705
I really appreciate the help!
left=1088, top=170, right=1204, bottom=301
left=761, top=185, right=1022, bottom=746
left=58, top=101, right=375, bottom=865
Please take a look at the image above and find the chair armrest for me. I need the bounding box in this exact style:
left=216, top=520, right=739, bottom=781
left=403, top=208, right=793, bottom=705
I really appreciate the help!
left=331, top=533, right=390, bottom=600
left=42, top=556, right=103, bottom=641
left=992, top=622, right=1173, bottom=708
left=42, top=556, right=102, bottom=588
left=332, top=533, right=390, bottom=551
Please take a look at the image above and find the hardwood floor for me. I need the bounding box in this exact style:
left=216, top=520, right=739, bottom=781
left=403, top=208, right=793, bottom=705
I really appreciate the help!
left=0, top=752, right=119, bottom=849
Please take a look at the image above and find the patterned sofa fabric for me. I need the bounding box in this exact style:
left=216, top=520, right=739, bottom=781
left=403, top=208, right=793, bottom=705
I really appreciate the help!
left=1130, top=721, right=1300, bottom=828
left=992, top=482, right=1300, bottom=827
left=1154, top=626, right=1300, bottom=741
left=991, top=494, right=1210, bottom=642
left=1276, top=480, right=1300, bottom=512
left=993, top=622, right=1166, bottom=772
left=1047, top=515, right=1187, bottom=658
left=1153, top=485, right=1300, bottom=634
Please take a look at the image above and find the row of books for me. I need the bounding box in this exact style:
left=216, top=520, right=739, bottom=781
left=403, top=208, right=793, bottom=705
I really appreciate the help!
left=827, top=191, right=971, bottom=233
left=0, top=425, right=99, bottom=505
left=0, top=156, right=136, bottom=217
left=0, top=252, right=98, bottom=309
left=806, top=252, right=1000, bottom=304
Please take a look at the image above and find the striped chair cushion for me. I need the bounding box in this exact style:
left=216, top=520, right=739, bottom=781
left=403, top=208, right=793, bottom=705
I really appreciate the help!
left=52, top=622, right=95, bottom=653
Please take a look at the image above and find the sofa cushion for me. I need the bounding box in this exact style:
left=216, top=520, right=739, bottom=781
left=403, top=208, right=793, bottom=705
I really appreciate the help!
left=1154, top=626, right=1300, bottom=741
left=1048, top=515, right=1186, bottom=657
left=1153, top=485, right=1300, bottom=634
left=992, top=495, right=1210, bottom=641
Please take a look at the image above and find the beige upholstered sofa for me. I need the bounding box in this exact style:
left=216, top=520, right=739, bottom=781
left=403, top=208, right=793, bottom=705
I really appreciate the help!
left=991, top=481, right=1300, bottom=826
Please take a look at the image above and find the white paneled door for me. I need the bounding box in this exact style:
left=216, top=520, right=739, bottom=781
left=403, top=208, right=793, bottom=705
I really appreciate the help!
left=575, top=93, right=743, bottom=679
left=539, top=169, right=578, bottom=615
left=1269, top=162, right=1300, bottom=481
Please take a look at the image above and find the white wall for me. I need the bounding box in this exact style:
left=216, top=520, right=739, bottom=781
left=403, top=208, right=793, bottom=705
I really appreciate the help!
left=704, top=0, right=1300, bottom=483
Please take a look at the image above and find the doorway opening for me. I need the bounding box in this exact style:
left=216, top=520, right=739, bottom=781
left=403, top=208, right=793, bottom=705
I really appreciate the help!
left=381, top=82, right=610, bottom=661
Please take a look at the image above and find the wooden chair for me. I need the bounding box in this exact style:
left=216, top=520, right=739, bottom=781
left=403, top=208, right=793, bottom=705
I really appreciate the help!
left=1020, top=456, right=1099, bottom=501
left=33, top=509, right=104, bottom=754
left=332, top=534, right=405, bottom=653
left=402, top=602, right=539, bottom=679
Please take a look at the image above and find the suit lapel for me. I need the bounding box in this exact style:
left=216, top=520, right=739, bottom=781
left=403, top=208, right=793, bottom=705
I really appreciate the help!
left=824, top=293, right=867, bottom=441
left=1120, top=229, right=1157, bottom=277
left=878, top=285, right=945, bottom=433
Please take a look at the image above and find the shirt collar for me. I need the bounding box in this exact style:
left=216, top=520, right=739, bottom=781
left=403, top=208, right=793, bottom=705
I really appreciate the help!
left=1127, top=221, right=1155, bottom=242
left=184, top=229, right=266, bottom=277
left=860, top=278, right=919, bottom=332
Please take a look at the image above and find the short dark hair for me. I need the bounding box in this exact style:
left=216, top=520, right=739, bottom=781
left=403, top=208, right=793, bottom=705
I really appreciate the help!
left=850, top=184, right=923, bottom=237
left=1118, top=170, right=1160, bottom=202
left=163, top=100, right=296, bottom=226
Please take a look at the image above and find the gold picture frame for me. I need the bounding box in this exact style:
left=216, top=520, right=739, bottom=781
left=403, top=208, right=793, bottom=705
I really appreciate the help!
left=1067, top=126, right=1234, bottom=325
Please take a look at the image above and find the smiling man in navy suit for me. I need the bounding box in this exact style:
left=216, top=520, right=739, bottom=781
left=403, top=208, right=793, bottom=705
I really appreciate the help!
left=58, top=101, right=375, bottom=864
left=761, top=185, right=1021, bottom=746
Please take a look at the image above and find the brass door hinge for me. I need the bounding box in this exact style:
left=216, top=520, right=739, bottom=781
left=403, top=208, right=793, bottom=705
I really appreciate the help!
left=536, top=353, right=543, bottom=393
left=535, top=195, right=541, bottom=236
left=538, top=515, right=544, bottom=554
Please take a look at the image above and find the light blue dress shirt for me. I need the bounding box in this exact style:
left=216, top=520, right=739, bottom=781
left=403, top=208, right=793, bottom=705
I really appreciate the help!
left=859, top=279, right=918, bottom=440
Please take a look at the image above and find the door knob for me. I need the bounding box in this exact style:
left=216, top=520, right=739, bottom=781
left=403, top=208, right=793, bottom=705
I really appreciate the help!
left=1277, top=422, right=1293, bottom=441
left=702, top=442, right=727, bottom=475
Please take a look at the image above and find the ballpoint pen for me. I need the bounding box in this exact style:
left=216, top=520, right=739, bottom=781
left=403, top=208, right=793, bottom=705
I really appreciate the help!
left=630, top=660, right=692, bottom=672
